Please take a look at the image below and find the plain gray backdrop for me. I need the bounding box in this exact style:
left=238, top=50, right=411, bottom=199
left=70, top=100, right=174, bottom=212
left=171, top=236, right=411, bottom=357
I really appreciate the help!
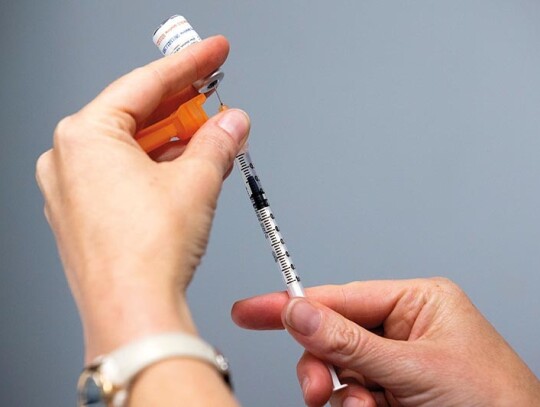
left=1, top=1, right=539, bottom=405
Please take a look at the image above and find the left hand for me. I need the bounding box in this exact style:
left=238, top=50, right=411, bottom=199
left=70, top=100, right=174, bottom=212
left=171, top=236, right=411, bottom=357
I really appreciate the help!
left=36, top=36, right=250, bottom=361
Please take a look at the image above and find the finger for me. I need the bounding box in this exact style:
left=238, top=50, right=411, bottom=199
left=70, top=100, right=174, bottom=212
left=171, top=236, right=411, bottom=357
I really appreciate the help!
left=231, top=278, right=438, bottom=339
left=338, top=367, right=382, bottom=391
left=149, top=140, right=189, bottom=162
left=329, top=383, right=378, bottom=407
left=231, top=290, right=290, bottom=330
left=165, top=108, right=249, bottom=211
left=372, top=391, right=392, bottom=407
left=84, top=36, right=229, bottom=130
left=175, top=108, right=250, bottom=179
left=223, top=163, right=234, bottom=180
left=232, top=280, right=415, bottom=331
left=282, top=298, right=406, bottom=387
left=43, top=204, right=53, bottom=226
left=141, top=87, right=199, bottom=128
left=35, top=150, right=61, bottom=216
left=297, top=351, right=333, bottom=407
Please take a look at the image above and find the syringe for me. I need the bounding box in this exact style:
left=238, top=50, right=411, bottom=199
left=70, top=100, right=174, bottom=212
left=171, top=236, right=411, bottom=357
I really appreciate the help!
left=216, top=98, right=346, bottom=392
left=214, top=95, right=303, bottom=297
left=146, top=15, right=346, bottom=393
left=234, top=145, right=305, bottom=297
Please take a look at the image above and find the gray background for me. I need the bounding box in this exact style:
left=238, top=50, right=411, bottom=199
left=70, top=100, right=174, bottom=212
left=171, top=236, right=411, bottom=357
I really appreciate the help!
left=1, top=1, right=539, bottom=405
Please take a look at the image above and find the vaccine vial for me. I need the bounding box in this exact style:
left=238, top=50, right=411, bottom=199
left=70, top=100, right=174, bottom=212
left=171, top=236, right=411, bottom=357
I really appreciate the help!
left=152, top=15, right=224, bottom=93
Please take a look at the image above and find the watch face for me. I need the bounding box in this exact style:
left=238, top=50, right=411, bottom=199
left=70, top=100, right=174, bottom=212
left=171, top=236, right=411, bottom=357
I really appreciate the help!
left=77, top=371, right=107, bottom=407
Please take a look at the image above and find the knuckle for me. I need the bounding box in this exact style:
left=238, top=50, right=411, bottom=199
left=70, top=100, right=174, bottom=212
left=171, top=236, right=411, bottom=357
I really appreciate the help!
left=87, top=107, right=136, bottom=139
left=35, top=150, right=51, bottom=177
left=195, top=127, right=236, bottom=167
left=427, top=276, right=465, bottom=301
left=35, top=150, right=54, bottom=192
left=296, top=359, right=306, bottom=378
left=204, top=127, right=235, bottom=155
left=53, top=114, right=79, bottom=146
left=330, top=321, right=363, bottom=360
left=43, top=205, right=52, bottom=224
left=121, top=64, right=169, bottom=100
left=54, top=109, right=136, bottom=149
left=54, top=115, right=74, bottom=135
left=112, top=66, right=149, bottom=92
left=296, top=351, right=312, bottom=376
left=429, top=276, right=460, bottom=293
left=146, top=65, right=168, bottom=94
left=176, top=157, right=223, bottom=193
left=429, top=276, right=454, bottom=286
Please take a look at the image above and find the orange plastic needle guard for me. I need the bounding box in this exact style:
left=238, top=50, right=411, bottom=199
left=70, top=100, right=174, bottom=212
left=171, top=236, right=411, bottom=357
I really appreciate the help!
left=135, top=93, right=208, bottom=152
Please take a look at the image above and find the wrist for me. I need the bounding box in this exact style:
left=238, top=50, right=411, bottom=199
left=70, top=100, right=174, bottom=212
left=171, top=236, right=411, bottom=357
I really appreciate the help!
left=79, top=280, right=195, bottom=363
left=78, top=332, right=234, bottom=407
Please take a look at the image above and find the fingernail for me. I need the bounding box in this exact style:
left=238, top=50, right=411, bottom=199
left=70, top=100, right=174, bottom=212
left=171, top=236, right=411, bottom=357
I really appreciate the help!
left=217, top=109, right=250, bottom=144
left=344, top=397, right=365, bottom=407
left=285, top=299, right=321, bottom=336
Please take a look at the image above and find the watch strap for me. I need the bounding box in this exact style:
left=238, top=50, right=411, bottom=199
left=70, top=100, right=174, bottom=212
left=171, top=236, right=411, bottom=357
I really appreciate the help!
left=85, top=332, right=230, bottom=406
left=100, top=332, right=221, bottom=385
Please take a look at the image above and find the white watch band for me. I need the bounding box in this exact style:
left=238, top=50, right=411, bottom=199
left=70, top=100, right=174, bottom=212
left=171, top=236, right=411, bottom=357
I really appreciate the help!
left=87, top=332, right=228, bottom=407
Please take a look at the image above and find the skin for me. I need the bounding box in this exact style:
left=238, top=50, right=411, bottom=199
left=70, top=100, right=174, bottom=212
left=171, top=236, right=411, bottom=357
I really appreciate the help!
left=35, top=32, right=539, bottom=407
left=232, top=279, right=540, bottom=406
left=36, top=36, right=246, bottom=406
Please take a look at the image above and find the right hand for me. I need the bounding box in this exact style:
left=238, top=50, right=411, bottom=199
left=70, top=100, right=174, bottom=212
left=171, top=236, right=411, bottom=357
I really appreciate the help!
left=232, top=278, right=540, bottom=406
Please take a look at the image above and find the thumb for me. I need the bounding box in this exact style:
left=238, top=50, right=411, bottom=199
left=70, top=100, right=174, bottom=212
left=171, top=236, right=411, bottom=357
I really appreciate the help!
left=177, top=108, right=250, bottom=177
left=282, top=298, right=404, bottom=384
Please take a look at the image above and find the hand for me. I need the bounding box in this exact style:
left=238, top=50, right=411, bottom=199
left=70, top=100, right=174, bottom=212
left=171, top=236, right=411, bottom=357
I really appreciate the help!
left=232, top=278, right=540, bottom=406
left=36, top=36, right=250, bottom=362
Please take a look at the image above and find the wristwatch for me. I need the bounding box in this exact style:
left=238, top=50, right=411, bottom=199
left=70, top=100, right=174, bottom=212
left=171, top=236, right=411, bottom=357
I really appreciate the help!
left=77, top=332, right=231, bottom=407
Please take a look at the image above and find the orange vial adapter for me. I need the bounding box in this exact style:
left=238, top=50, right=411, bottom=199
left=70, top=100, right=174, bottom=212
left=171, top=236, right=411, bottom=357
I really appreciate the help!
left=135, top=93, right=208, bottom=152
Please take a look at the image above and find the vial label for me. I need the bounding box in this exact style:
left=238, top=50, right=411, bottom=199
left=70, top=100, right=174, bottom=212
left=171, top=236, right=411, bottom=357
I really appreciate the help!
left=153, top=15, right=201, bottom=56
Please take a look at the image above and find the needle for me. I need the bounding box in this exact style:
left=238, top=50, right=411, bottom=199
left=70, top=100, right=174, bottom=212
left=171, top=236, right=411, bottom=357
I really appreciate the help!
left=215, top=88, right=228, bottom=112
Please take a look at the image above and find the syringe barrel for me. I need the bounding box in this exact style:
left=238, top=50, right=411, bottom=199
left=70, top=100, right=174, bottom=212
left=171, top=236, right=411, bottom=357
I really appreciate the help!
left=287, top=281, right=306, bottom=298
left=235, top=151, right=304, bottom=291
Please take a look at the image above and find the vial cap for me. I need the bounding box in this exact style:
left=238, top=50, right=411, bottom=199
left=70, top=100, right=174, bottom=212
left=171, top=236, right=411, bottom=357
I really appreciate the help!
left=152, top=15, right=201, bottom=56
